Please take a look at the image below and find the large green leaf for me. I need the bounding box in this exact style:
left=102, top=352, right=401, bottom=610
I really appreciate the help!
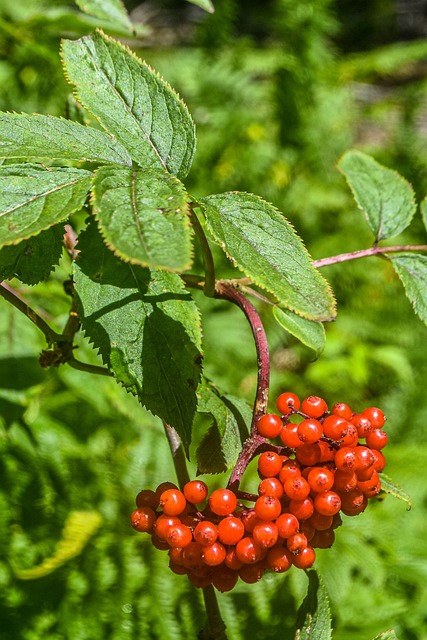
left=294, top=570, right=332, bottom=640
left=195, top=380, right=250, bottom=474
left=338, top=150, right=416, bottom=242
left=0, top=225, right=64, bottom=284
left=75, top=0, right=132, bottom=32
left=61, top=31, right=196, bottom=180
left=0, top=113, right=132, bottom=166
left=389, top=253, right=427, bottom=325
left=92, top=166, right=193, bottom=271
left=273, top=307, right=326, bottom=355
left=200, top=192, right=336, bottom=321
left=0, top=165, right=91, bottom=246
left=73, top=222, right=203, bottom=447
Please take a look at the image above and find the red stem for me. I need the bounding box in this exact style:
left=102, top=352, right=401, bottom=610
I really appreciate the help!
left=311, top=244, right=427, bottom=268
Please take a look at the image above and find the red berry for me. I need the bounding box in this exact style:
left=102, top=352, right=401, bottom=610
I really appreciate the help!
left=287, top=532, right=308, bottom=554
left=276, top=512, right=300, bottom=538
left=307, top=467, right=335, bottom=493
left=203, top=541, right=227, bottom=566
left=239, top=561, right=265, bottom=583
left=258, top=451, right=283, bottom=477
left=311, top=528, right=335, bottom=549
left=194, top=520, right=218, bottom=546
left=166, top=523, right=193, bottom=548
left=209, top=489, right=237, bottom=516
left=155, top=514, right=181, bottom=540
left=183, top=480, right=208, bottom=504
left=362, top=407, right=386, bottom=429
left=333, top=469, right=358, bottom=493
left=366, top=429, right=388, bottom=450
left=224, top=547, right=244, bottom=570
left=332, top=402, right=353, bottom=420
left=322, top=415, right=348, bottom=440
left=351, top=414, right=372, bottom=439
left=255, top=495, right=282, bottom=521
left=258, top=476, right=285, bottom=499
left=217, top=516, right=245, bottom=545
left=280, top=423, right=303, bottom=448
left=297, top=418, right=323, bottom=444
left=334, top=446, right=358, bottom=471
left=301, top=396, right=328, bottom=419
left=130, top=507, right=156, bottom=533
left=313, top=491, right=341, bottom=516
left=257, top=413, right=283, bottom=439
left=212, top=566, right=239, bottom=592
left=283, top=476, right=311, bottom=501
left=295, top=443, right=322, bottom=466
left=136, top=489, right=159, bottom=510
left=292, top=546, right=316, bottom=569
left=241, top=509, right=259, bottom=533
left=277, top=392, right=300, bottom=415
left=279, top=460, right=301, bottom=483
left=288, top=497, right=314, bottom=521
left=235, top=536, right=265, bottom=564
left=160, top=489, right=187, bottom=516
left=355, top=446, right=376, bottom=472
left=266, top=545, right=293, bottom=572
left=371, top=449, right=386, bottom=472
left=307, top=511, right=333, bottom=531
left=253, top=521, right=279, bottom=548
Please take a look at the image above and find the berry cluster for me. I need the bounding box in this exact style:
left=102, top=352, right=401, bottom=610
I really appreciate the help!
left=131, top=392, right=387, bottom=592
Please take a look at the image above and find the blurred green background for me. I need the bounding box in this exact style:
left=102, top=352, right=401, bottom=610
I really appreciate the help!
left=1, top=1, right=427, bottom=638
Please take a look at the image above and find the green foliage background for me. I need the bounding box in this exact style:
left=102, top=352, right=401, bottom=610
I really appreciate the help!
left=1, top=0, right=427, bottom=638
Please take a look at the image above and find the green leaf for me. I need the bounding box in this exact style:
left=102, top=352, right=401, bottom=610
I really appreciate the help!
left=294, top=570, right=332, bottom=640
left=185, top=0, right=215, bottom=13
left=273, top=307, right=326, bottom=355
left=338, top=150, right=416, bottom=242
left=380, top=473, right=412, bottom=510
left=200, top=192, right=336, bottom=321
left=372, top=630, right=399, bottom=640
left=75, top=0, right=132, bottom=32
left=0, top=113, right=132, bottom=166
left=73, top=222, right=203, bottom=447
left=92, top=166, right=193, bottom=272
left=15, top=511, right=102, bottom=580
left=195, top=380, right=250, bottom=474
left=0, top=165, right=91, bottom=246
left=0, top=225, right=64, bottom=284
left=388, top=253, right=427, bottom=325
left=61, top=31, right=196, bottom=180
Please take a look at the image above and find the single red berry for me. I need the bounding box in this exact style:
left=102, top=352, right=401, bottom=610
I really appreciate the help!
left=287, top=532, right=308, bottom=554
left=279, top=460, right=301, bottom=483
left=283, top=476, right=311, bottom=501
left=292, top=546, right=316, bottom=569
left=366, top=429, right=388, bottom=450
left=253, top=520, right=279, bottom=548
left=169, top=561, right=188, bottom=576
left=258, top=476, right=285, bottom=499
left=311, top=528, right=335, bottom=549
left=332, top=402, right=353, bottom=420
left=151, top=533, right=170, bottom=550
left=235, top=536, right=265, bottom=564
left=357, top=470, right=380, bottom=492
left=355, top=446, right=376, bottom=471
left=279, top=423, right=303, bottom=448
left=212, top=566, right=239, bottom=592
left=351, top=414, right=372, bottom=439
left=297, top=418, right=323, bottom=444
left=339, top=489, right=367, bottom=515
left=203, top=541, right=227, bottom=566
left=362, top=407, right=386, bottom=429
left=130, top=507, right=156, bottom=533
left=301, top=396, right=328, bottom=419
left=183, top=480, right=208, bottom=504
left=317, top=439, right=336, bottom=463
left=241, top=509, right=259, bottom=533
left=217, top=516, right=245, bottom=545
left=298, top=520, right=315, bottom=541
left=155, top=481, right=178, bottom=498
left=266, top=544, right=293, bottom=572
left=277, top=392, right=300, bottom=415
left=371, top=449, right=386, bottom=472
left=313, top=491, right=341, bottom=516
left=339, top=424, right=359, bottom=447
left=275, top=512, right=300, bottom=538
left=307, top=467, right=335, bottom=493
left=239, top=561, right=265, bottom=584
left=255, top=495, right=282, bottom=521
left=224, top=547, right=244, bottom=570
left=295, top=443, right=321, bottom=466
left=334, top=446, right=358, bottom=471
left=258, top=451, right=283, bottom=477
left=257, top=413, right=283, bottom=439
left=166, top=523, right=193, bottom=548
left=209, top=489, right=237, bottom=516
left=136, top=489, right=159, bottom=510
left=322, top=415, right=348, bottom=440
left=288, top=497, right=314, bottom=521
left=194, top=520, right=218, bottom=546
left=307, top=511, right=333, bottom=531
left=187, top=572, right=212, bottom=589
left=160, top=488, right=187, bottom=516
